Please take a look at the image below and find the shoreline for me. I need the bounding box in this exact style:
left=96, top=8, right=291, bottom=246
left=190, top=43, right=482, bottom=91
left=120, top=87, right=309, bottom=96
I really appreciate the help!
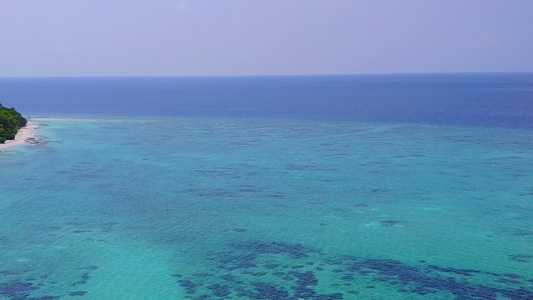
left=0, top=121, right=39, bottom=150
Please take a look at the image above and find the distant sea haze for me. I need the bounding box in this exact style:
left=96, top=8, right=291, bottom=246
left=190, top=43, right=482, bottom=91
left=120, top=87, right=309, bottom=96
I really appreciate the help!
left=0, top=73, right=532, bottom=127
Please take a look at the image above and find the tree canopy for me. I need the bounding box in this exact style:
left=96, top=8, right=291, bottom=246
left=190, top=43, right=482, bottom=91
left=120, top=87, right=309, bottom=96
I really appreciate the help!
left=0, top=103, right=27, bottom=143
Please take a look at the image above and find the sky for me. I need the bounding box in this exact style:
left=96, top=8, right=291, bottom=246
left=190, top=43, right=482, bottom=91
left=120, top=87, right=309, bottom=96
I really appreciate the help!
left=0, top=0, right=532, bottom=77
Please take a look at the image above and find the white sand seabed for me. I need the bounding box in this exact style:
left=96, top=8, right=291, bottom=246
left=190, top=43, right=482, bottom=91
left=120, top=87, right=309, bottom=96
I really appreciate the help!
left=0, top=121, right=39, bottom=150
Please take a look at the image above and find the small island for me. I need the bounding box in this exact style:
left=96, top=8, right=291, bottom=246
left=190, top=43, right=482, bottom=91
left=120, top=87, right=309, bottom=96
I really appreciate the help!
left=0, top=103, right=28, bottom=143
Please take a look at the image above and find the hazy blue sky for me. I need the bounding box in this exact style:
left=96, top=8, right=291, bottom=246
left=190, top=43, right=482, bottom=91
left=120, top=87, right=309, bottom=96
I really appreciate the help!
left=1, top=0, right=532, bottom=76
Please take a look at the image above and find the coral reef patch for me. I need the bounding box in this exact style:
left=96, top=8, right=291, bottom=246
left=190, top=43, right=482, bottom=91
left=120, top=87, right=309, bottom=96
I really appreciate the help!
left=173, top=240, right=533, bottom=299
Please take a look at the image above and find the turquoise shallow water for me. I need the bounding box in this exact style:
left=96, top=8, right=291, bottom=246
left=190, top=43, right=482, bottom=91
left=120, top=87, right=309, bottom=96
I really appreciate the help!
left=0, top=117, right=532, bottom=299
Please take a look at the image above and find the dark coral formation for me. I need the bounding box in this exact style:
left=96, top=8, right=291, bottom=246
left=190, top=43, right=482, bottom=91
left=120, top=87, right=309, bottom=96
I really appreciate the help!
left=379, top=220, right=400, bottom=226
left=0, top=281, right=60, bottom=300
left=68, top=291, right=87, bottom=296
left=0, top=281, right=36, bottom=299
left=508, top=254, right=533, bottom=263
left=1, top=241, right=531, bottom=300
left=0, top=265, right=98, bottom=300
left=178, top=280, right=198, bottom=294
left=173, top=240, right=533, bottom=300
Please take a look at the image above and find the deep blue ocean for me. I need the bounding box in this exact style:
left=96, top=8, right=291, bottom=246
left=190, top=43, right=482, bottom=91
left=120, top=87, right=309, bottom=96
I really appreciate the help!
left=2, top=73, right=533, bottom=127
left=0, top=74, right=532, bottom=300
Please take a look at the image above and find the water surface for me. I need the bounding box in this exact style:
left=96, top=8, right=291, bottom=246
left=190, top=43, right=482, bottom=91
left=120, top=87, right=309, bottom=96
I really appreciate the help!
left=0, top=74, right=532, bottom=299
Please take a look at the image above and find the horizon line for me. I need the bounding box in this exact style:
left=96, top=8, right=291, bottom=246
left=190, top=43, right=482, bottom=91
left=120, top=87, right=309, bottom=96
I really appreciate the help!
left=1, top=71, right=533, bottom=79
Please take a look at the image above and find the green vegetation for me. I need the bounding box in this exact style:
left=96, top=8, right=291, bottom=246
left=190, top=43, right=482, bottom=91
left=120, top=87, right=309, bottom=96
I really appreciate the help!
left=0, top=103, right=27, bottom=143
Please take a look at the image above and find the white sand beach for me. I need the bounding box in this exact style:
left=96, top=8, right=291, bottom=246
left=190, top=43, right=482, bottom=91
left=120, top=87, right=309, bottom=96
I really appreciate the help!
left=0, top=121, right=38, bottom=150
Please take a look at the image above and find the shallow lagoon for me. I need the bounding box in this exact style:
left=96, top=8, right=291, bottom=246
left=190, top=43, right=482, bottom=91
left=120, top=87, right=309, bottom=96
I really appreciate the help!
left=1, top=117, right=532, bottom=299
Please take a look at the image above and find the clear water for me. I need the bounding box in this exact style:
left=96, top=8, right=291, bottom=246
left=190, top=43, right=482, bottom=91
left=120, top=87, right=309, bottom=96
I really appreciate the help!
left=0, top=74, right=532, bottom=299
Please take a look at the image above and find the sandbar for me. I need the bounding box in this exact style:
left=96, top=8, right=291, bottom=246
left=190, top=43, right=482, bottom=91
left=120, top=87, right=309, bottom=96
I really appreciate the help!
left=0, top=121, right=39, bottom=150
